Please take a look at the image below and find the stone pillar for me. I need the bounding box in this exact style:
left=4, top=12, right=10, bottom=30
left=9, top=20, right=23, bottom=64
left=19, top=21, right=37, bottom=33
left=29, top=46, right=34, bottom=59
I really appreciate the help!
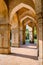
left=36, top=26, right=39, bottom=57
left=20, top=29, right=23, bottom=45
left=0, top=24, right=11, bottom=54
left=15, top=26, right=20, bottom=47
left=17, top=14, right=20, bottom=47
left=38, top=21, right=43, bottom=65
left=11, top=29, right=15, bottom=46
left=29, top=27, right=34, bottom=43
left=11, top=13, right=20, bottom=47
left=34, top=0, right=43, bottom=64
left=32, top=27, right=34, bottom=43
left=22, top=25, right=26, bottom=45
left=20, top=24, right=25, bottom=45
left=11, top=26, right=20, bottom=47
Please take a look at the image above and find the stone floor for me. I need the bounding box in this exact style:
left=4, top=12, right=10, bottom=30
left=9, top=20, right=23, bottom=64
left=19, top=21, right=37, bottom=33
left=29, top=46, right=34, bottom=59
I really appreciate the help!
left=0, top=44, right=39, bottom=65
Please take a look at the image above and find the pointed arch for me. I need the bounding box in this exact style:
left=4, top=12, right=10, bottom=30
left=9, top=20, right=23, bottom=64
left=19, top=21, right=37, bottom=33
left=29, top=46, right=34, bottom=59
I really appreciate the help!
left=20, top=15, right=36, bottom=23
left=10, top=3, right=36, bottom=21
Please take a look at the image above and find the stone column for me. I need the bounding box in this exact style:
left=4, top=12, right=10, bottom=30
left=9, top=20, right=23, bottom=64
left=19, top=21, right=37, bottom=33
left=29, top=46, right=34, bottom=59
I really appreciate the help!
left=20, top=29, right=23, bottom=45
left=0, top=24, right=11, bottom=54
left=17, top=14, right=20, bottom=47
left=22, top=25, right=26, bottom=45
left=11, top=29, right=15, bottom=47
left=36, top=26, right=39, bottom=57
left=38, top=20, right=43, bottom=65
left=34, top=0, right=43, bottom=64
left=29, top=27, right=34, bottom=43
left=20, top=24, right=25, bottom=45
left=32, top=27, right=34, bottom=43
left=11, top=13, right=20, bottom=47
left=15, top=26, right=20, bottom=47
left=11, top=26, right=20, bottom=47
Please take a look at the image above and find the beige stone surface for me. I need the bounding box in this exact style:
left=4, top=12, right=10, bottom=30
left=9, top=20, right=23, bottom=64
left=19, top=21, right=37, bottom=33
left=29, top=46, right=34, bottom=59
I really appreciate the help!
left=0, top=0, right=43, bottom=65
left=0, top=44, right=39, bottom=65
left=0, top=24, right=11, bottom=54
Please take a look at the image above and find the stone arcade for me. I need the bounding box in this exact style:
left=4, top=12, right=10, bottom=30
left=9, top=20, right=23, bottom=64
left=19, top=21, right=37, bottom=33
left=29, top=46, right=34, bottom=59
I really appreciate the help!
left=0, top=0, right=43, bottom=65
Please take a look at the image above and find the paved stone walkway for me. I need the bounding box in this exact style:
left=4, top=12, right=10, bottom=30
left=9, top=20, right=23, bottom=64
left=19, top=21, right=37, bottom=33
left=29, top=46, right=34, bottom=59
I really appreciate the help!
left=0, top=44, right=39, bottom=65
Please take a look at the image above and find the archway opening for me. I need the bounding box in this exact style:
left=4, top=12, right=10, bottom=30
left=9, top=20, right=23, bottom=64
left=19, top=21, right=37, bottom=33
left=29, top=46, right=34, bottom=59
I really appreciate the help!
left=9, top=2, right=39, bottom=59
left=25, top=25, right=37, bottom=45
left=0, top=0, right=40, bottom=65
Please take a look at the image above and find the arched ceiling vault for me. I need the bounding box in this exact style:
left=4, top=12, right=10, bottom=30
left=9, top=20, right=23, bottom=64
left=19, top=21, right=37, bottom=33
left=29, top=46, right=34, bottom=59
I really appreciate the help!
left=9, top=0, right=35, bottom=13
left=9, top=0, right=37, bottom=28
left=10, top=3, right=36, bottom=21
left=23, top=18, right=36, bottom=27
left=17, top=7, right=36, bottom=19
left=18, top=10, right=36, bottom=21
left=20, top=15, right=37, bottom=27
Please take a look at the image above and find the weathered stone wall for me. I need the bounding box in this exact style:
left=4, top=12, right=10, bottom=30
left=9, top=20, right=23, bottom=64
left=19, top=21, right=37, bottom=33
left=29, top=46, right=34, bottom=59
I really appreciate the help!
left=0, top=24, right=11, bottom=54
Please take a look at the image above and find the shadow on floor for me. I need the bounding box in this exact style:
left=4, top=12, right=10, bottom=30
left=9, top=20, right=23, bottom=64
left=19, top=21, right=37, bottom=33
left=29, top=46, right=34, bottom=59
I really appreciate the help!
left=8, top=53, right=38, bottom=60
left=1, top=52, right=38, bottom=60
left=10, top=44, right=38, bottom=60
left=1, top=43, right=38, bottom=60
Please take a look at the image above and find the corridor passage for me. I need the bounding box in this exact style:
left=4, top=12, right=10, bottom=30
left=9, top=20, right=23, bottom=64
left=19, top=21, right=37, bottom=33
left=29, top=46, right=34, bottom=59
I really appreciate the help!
left=0, top=44, right=39, bottom=65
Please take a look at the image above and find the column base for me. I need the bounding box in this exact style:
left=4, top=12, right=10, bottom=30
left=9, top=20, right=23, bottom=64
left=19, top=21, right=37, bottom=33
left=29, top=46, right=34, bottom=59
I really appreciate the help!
left=38, top=57, right=43, bottom=65
left=0, top=48, right=11, bottom=54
